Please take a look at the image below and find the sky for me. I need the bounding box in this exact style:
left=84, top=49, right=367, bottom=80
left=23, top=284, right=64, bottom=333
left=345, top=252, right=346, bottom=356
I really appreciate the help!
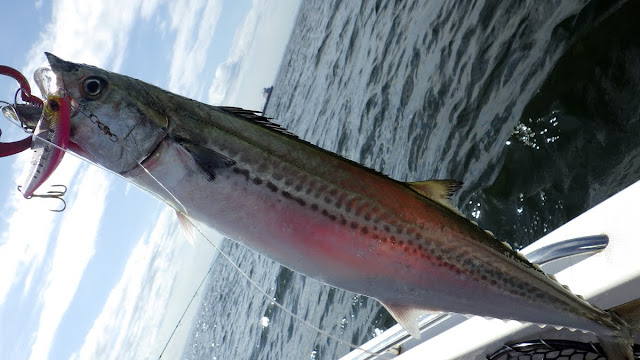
left=0, top=1, right=301, bottom=359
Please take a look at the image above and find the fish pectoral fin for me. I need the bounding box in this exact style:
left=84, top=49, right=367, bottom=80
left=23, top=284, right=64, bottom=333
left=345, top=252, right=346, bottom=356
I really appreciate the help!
left=381, top=303, right=427, bottom=339
left=407, top=179, right=464, bottom=216
left=176, top=210, right=196, bottom=246
left=177, top=138, right=236, bottom=181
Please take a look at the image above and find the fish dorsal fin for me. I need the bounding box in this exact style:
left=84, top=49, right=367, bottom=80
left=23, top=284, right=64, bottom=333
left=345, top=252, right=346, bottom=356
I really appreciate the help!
left=381, top=303, right=427, bottom=339
left=176, top=210, right=196, bottom=246
left=407, top=180, right=464, bottom=216
left=217, top=106, right=299, bottom=138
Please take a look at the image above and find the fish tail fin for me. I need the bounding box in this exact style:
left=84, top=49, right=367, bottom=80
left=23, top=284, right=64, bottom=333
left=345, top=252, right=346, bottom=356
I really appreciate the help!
left=598, top=298, right=640, bottom=359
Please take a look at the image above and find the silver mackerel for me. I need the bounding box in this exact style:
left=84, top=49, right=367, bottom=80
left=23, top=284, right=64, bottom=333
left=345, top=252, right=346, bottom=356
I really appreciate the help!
left=43, top=53, right=640, bottom=359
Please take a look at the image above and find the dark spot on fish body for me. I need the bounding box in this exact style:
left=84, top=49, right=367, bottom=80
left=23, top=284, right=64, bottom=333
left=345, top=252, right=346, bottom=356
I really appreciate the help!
left=294, top=184, right=303, bottom=192
left=310, top=203, right=319, bottom=211
left=321, top=209, right=329, bottom=216
left=296, top=198, right=306, bottom=207
left=232, top=167, right=250, bottom=181
left=350, top=222, right=358, bottom=229
left=266, top=182, right=278, bottom=192
left=328, top=214, right=336, bottom=221
left=324, top=196, right=332, bottom=204
left=305, top=180, right=316, bottom=195
left=383, top=225, right=391, bottom=232
left=361, top=227, right=368, bottom=234
left=345, top=197, right=356, bottom=213
left=281, top=191, right=292, bottom=199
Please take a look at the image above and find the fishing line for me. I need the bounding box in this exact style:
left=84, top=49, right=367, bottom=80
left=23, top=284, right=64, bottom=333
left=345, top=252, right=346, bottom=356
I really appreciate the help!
left=157, top=253, right=216, bottom=359
left=173, top=214, right=390, bottom=359
left=120, top=140, right=389, bottom=358
left=2, top=98, right=391, bottom=359
left=62, top=92, right=190, bottom=215
left=106, top=116, right=391, bottom=357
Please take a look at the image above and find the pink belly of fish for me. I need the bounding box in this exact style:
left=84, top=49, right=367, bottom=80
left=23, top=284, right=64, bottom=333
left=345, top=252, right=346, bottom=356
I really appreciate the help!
left=179, top=172, right=482, bottom=312
left=133, top=140, right=444, bottom=298
left=129, top=138, right=615, bottom=334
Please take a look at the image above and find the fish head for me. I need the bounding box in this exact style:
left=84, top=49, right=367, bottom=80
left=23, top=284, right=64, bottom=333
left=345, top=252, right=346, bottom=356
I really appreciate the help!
left=41, top=52, right=168, bottom=174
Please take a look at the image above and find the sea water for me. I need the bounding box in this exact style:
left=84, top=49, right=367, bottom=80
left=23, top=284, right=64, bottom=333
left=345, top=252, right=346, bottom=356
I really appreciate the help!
left=183, top=1, right=640, bottom=358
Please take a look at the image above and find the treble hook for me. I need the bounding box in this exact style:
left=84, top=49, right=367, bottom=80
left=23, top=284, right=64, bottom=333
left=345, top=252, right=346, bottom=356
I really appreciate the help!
left=17, top=184, right=67, bottom=212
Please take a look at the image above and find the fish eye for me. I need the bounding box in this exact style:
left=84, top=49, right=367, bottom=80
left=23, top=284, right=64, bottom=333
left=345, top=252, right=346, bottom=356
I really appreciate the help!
left=83, top=77, right=105, bottom=97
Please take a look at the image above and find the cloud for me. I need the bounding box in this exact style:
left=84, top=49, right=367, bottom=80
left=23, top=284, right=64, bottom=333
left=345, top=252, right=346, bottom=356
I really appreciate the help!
left=166, top=0, right=223, bottom=99
left=207, top=0, right=263, bottom=106
left=24, top=0, right=164, bottom=78
left=69, top=209, right=177, bottom=360
left=1, top=0, right=299, bottom=358
left=0, top=0, right=166, bottom=358
left=28, top=163, right=110, bottom=360
left=1, top=0, right=167, bottom=304
left=1, top=0, right=168, bottom=307
left=206, top=0, right=301, bottom=109
left=0, top=154, right=79, bottom=307
left=69, top=209, right=219, bottom=360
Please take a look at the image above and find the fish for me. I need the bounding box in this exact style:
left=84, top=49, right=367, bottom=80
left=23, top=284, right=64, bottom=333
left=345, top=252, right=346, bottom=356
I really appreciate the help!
left=20, top=94, right=70, bottom=198
left=41, top=52, right=640, bottom=359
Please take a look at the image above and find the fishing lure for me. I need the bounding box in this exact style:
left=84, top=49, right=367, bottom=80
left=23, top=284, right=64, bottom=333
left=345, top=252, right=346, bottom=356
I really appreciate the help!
left=19, top=95, right=71, bottom=198
left=0, top=65, right=70, bottom=207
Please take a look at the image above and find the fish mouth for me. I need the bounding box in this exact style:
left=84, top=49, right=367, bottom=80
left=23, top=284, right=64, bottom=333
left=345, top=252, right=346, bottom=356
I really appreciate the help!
left=39, top=55, right=82, bottom=117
